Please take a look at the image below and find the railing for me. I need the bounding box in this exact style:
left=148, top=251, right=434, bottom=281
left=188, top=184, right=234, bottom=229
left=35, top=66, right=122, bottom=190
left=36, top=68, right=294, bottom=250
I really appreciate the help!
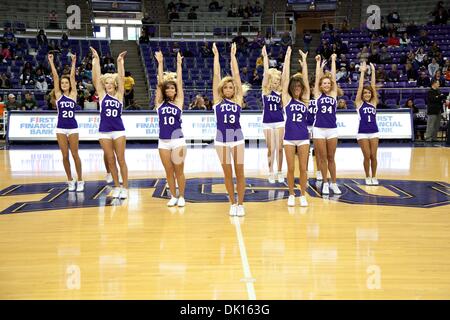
left=0, top=111, right=7, bottom=137
left=4, top=17, right=294, bottom=40
left=273, top=12, right=296, bottom=42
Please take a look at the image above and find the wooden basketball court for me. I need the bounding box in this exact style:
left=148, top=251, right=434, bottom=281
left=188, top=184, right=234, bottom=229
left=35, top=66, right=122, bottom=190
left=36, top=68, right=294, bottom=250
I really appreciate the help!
left=0, top=144, right=449, bottom=299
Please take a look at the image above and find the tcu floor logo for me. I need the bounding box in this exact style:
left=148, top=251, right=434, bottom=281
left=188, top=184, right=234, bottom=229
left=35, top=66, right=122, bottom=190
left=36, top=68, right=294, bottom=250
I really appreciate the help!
left=0, top=178, right=448, bottom=214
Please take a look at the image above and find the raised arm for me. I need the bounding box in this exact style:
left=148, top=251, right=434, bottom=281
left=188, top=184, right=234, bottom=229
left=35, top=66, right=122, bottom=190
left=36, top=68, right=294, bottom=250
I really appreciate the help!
left=299, top=50, right=310, bottom=102
left=369, top=63, right=378, bottom=106
left=116, top=51, right=126, bottom=99
left=47, top=54, right=61, bottom=99
left=230, top=42, right=243, bottom=105
left=313, top=55, right=321, bottom=99
left=281, top=46, right=292, bottom=105
left=154, top=50, right=164, bottom=106
left=261, top=45, right=269, bottom=90
left=330, top=53, right=338, bottom=98
left=90, top=47, right=105, bottom=98
left=355, top=61, right=367, bottom=107
left=69, top=54, right=77, bottom=100
left=212, top=42, right=221, bottom=104
left=175, top=52, right=184, bottom=108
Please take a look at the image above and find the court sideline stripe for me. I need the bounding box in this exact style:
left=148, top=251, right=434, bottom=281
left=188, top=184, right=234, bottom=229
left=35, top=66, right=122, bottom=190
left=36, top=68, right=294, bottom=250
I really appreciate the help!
left=232, top=217, right=256, bottom=300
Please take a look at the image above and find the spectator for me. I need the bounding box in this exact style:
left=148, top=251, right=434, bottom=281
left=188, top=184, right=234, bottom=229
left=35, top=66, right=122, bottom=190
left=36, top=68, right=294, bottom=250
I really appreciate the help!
left=251, top=69, right=262, bottom=86
left=415, top=47, right=427, bottom=66
left=400, top=32, right=411, bottom=48
left=336, top=67, right=348, bottom=83
left=387, top=32, right=400, bottom=47
left=124, top=71, right=135, bottom=108
left=417, top=71, right=431, bottom=87
left=406, top=62, right=418, bottom=81
left=189, top=95, right=207, bottom=110
left=254, top=1, right=262, bottom=16
left=303, top=32, right=312, bottom=53
left=337, top=99, right=347, bottom=109
left=232, top=32, right=249, bottom=54
left=255, top=55, right=263, bottom=70
left=432, top=2, right=449, bottom=25
left=240, top=67, right=251, bottom=83
left=337, top=54, right=349, bottom=70
left=280, top=32, right=292, bottom=48
left=379, top=46, right=393, bottom=64
left=387, top=64, right=401, bottom=82
left=387, top=11, right=401, bottom=23
left=228, top=3, right=238, bottom=17
left=428, top=58, right=440, bottom=78
left=1, top=44, right=12, bottom=63
left=203, top=95, right=213, bottom=110
left=20, top=68, right=35, bottom=87
left=0, top=73, right=11, bottom=89
left=432, top=69, right=446, bottom=87
left=405, top=98, right=425, bottom=140
left=209, top=0, right=222, bottom=11
left=168, top=8, right=180, bottom=21
left=48, top=10, right=59, bottom=29
left=340, top=19, right=350, bottom=33
left=35, top=69, right=48, bottom=92
left=358, top=46, right=370, bottom=63
left=21, top=92, right=39, bottom=110
left=36, top=29, right=48, bottom=47
left=425, top=79, right=446, bottom=142
left=419, top=29, right=429, bottom=46
left=376, top=65, right=387, bottom=83
left=139, top=29, right=150, bottom=44
left=369, top=48, right=380, bottom=64
left=429, top=41, right=442, bottom=58
left=348, top=62, right=359, bottom=82
left=199, top=42, right=213, bottom=57
left=61, top=33, right=70, bottom=49
left=188, top=7, right=197, bottom=20
left=321, top=20, right=333, bottom=32
left=3, top=27, right=16, bottom=44
left=443, top=59, right=450, bottom=81
left=251, top=31, right=265, bottom=49
left=5, top=94, right=21, bottom=111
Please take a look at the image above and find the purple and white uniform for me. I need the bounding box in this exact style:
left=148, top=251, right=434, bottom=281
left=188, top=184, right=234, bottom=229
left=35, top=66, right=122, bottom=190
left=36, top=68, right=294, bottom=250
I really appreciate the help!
left=307, top=99, right=317, bottom=131
left=213, top=98, right=244, bottom=146
left=283, top=98, right=310, bottom=146
left=99, top=94, right=125, bottom=140
left=157, top=101, right=186, bottom=150
left=357, top=101, right=379, bottom=140
left=56, top=95, right=78, bottom=129
left=262, top=91, right=284, bottom=129
left=313, top=93, right=339, bottom=139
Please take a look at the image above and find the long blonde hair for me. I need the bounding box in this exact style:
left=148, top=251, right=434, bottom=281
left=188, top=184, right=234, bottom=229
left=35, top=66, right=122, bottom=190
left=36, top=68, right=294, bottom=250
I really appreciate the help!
left=262, top=68, right=282, bottom=95
left=216, top=76, right=250, bottom=102
left=158, top=72, right=179, bottom=102
left=319, top=71, right=343, bottom=96
left=100, top=73, right=119, bottom=90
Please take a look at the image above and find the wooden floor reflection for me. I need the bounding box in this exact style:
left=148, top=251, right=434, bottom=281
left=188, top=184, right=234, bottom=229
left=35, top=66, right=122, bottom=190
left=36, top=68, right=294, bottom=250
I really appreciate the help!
left=0, top=146, right=449, bottom=299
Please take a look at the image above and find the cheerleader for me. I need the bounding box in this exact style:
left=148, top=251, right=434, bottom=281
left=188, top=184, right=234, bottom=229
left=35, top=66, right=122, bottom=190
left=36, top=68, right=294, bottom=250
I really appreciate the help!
left=313, top=54, right=343, bottom=195
left=90, top=47, right=129, bottom=199
left=281, top=47, right=310, bottom=207
left=261, top=45, right=284, bottom=183
left=354, top=62, right=379, bottom=185
left=48, top=53, right=84, bottom=192
left=154, top=51, right=187, bottom=207
left=212, top=42, right=249, bottom=216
